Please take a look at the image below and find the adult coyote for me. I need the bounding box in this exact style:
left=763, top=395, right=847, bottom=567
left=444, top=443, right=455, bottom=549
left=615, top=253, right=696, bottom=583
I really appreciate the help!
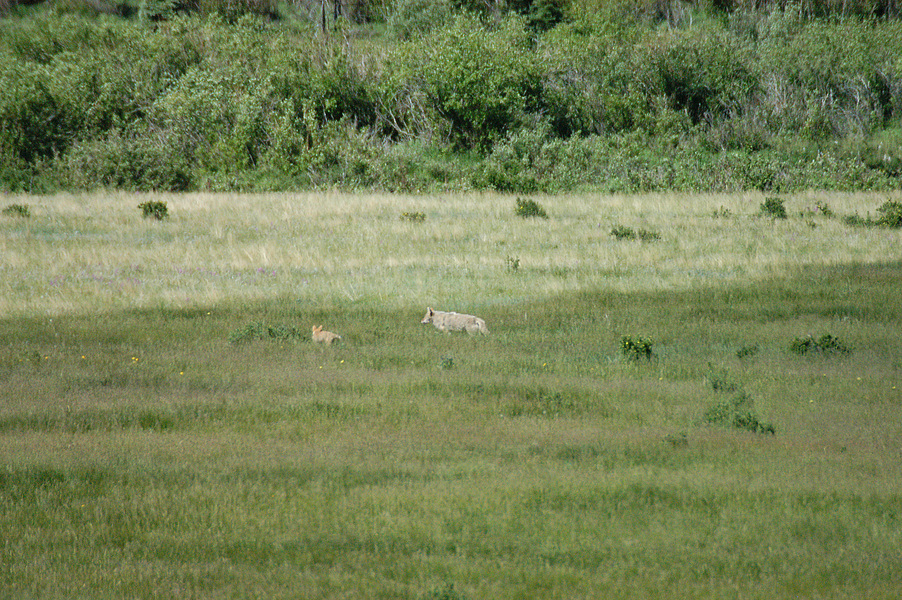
left=421, top=307, right=489, bottom=335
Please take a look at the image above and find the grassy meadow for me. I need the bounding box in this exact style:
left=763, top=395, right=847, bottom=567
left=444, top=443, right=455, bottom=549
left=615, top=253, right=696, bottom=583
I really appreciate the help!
left=1, top=191, right=901, bottom=599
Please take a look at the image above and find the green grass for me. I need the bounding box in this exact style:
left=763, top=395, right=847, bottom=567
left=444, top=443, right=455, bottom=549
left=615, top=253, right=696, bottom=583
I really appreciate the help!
left=1, top=192, right=901, bottom=599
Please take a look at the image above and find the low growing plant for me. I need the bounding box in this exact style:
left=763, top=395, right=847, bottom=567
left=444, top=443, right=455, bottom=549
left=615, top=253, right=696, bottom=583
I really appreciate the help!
left=735, top=344, right=760, bottom=359
left=703, top=391, right=775, bottom=435
left=790, top=334, right=852, bottom=356
left=506, top=255, right=520, bottom=272
left=712, top=206, right=732, bottom=218
left=400, top=211, right=426, bottom=222
left=610, top=225, right=661, bottom=241
left=138, top=200, right=169, bottom=220
left=621, top=335, right=654, bottom=362
left=2, top=203, right=30, bottom=218
left=515, top=197, right=548, bottom=219
left=875, top=200, right=902, bottom=228
left=759, top=197, right=787, bottom=219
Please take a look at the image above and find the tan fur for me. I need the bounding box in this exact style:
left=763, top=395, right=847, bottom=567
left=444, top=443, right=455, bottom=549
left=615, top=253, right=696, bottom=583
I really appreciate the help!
left=311, top=325, right=342, bottom=345
left=421, top=307, right=489, bottom=335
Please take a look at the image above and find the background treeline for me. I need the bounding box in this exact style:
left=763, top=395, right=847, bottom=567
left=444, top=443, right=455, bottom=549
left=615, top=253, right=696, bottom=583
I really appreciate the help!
left=2, top=0, right=902, bottom=193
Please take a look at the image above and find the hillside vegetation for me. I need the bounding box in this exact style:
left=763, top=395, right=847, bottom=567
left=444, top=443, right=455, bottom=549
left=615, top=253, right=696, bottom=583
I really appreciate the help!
left=2, top=0, right=902, bottom=193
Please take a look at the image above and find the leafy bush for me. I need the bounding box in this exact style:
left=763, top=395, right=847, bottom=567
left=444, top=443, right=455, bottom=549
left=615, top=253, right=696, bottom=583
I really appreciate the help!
left=735, top=344, right=760, bottom=359
left=610, top=225, right=660, bottom=241
left=389, top=14, right=541, bottom=150
left=400, top=211, right=426, bottom=222
left=2, top=203, right=30, bottom=218
left=506, top=256, right=521, bottom=272
left=704, top=392, right=775, bottom=435
left=514, top=197, right=548, bottom=219
left=875, top=200, right=902, bottom=228
left=790, top=334, right=852, bottom=356
left=620, top=335, right=654, bottom=362
left=138, top=200, right=169, bottom=220
left=759, top=196, right=787, bottom=219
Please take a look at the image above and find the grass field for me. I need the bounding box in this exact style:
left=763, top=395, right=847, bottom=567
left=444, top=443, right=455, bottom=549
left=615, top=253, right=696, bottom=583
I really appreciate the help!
left=1, top=191, right=901, bottom=599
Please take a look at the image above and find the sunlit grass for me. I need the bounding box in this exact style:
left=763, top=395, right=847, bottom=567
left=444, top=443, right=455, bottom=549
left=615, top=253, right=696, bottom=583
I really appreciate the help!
left=1, top=192, right=901, bottom=599
left=2, top=190, right=900, bottom=316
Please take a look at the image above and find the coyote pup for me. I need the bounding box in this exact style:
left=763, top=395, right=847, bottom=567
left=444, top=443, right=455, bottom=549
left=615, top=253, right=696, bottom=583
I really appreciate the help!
left=311, top=325, right=342, bottom=345
left=421, top=307, right=489, bottom=335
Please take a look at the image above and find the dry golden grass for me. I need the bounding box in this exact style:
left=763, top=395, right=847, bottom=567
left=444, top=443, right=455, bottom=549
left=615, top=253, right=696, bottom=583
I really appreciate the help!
left=3, top=190, right=900, bottom=317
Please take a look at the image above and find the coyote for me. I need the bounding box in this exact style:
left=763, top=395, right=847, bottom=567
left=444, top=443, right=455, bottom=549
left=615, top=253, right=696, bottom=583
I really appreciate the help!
left=421, top=307, right=489, bottom=335
left=311, top=325, right=342, bottom=345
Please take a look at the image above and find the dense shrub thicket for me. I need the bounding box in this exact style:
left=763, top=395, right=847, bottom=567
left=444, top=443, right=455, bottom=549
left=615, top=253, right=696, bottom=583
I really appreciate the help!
left=2, top=0, right=902, bottom=193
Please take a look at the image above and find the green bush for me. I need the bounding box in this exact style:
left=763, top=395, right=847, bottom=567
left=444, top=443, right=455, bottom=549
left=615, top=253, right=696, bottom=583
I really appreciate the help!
left=759, top=196, right=787, bottom=219
left=138, top=200, right=169, bottom=220
left=400, top=211, right=426, bottom=222
left=790, top=334, right=852, bottom=356
left=704, top=392, right=775, bottom=435
left=610, top=225, right=660, bottom=241
left=875, top=199, right=902, bottom=228
left=389, top=14, right=541, bottom=150
left=514, top=197, right=548, bottom=219
left=620, top=335, right=654, bottom=362
left=2, top=203, right=30, bottom=218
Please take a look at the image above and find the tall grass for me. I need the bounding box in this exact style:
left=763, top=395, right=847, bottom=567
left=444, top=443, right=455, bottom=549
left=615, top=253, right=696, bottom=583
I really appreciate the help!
left=2, top=190, right=900, bottom=317
left=1, top=191, right=901, bottom=599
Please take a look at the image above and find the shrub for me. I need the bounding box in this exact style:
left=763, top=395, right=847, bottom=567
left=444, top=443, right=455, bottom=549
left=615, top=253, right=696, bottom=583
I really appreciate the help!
left=875, top=200, right=902, bottom=228
left=400, top=211, right=426, bottom=222
left=506, top=256, right=521, bottom=272
left=515, top=197, right=548, bottom=219
left=735, top=344, right=760, bottom=359
left=138, top=200, right=169, bottom=220
left=759, top=196, right=787, bottom=219
left=2, top=203, right=30, bottom=218
left=712, top=206, right=732, bottom=218
left=610, top=225, right=660, bottom=241
left=790, top=334, right=852, bottom=356
left=620, top=335, right=654, bottom=362
left=703, top=391, right=775, bottom=435
left=814, top=200, right=834, bottom=217
left=390, top=14, right=541, bottom=150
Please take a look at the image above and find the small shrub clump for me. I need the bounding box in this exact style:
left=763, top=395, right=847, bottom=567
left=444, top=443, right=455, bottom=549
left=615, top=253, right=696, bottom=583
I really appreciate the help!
left=704, top=392, right=775, bottom=435
left=789, top=334, right=852, bottom=356
left=875, top=200, right=902, bottom=228
left=759, top=197, right=787, bottom=219
left=712, top=206, right=732, bottom=218
left=735, top=344, right=760, bottom=359
left=506, top=256, right=520, bottom=272
left=2, top=204, right=30, bottom=218
left=138, top=200, right=169, bottom=220
left=400, top=211, right=426, bottom=222
left=610, top=225, right=661, bottom=241
left=515, top=197, right=548, bottom=219
left=620, top=335, right=654, bottom=362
